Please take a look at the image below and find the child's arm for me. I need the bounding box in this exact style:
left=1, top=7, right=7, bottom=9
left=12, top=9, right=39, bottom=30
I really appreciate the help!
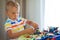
left=20, top=18, right=38, bottom=29
left=7, top=28, right=35, bottom=39
left=26, top=20, right=38, bottom=29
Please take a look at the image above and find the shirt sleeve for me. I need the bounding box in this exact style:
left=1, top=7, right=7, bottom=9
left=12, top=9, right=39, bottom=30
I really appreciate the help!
left=19, top=17, right=27, bottom=21
left=4, top=23, right=12, bottom=31
left=20, top=17, right=27, bottom=25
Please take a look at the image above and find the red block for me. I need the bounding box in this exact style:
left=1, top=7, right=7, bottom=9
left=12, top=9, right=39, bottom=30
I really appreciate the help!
left=51, top=38, right=56, bottom=40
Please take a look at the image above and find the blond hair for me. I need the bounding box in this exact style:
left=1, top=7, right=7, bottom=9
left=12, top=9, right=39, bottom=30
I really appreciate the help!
left=6, top=1, right=20, bottom=13
left=6, top=1, right=17, bottom=10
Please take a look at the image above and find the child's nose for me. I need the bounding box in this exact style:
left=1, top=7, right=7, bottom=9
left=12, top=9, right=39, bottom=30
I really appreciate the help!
left=15, top=13, right=18, bottom=16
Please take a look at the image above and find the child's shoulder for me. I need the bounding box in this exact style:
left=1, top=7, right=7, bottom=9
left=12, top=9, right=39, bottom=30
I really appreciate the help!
left=4, top=18, right=12, bottom=27
left=5, top=18, right=11, bottom=24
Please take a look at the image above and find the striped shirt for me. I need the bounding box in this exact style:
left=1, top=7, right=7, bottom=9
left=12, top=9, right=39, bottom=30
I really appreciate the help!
left=4, top=17, right=27, bottom=40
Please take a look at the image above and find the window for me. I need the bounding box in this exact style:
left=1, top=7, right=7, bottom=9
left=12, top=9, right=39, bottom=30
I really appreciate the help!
left=44, top=0, right=60, bottom=30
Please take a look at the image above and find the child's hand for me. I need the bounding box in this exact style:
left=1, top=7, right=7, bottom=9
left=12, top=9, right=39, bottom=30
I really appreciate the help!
left=30, top=22, right=38, bottom=29
left=26, top=20, right=38, bottom=29
left=32, top=23, right=38, bottom=29
left=26, top=28, right=36, bottom=34
left=26, top=20, right=32, bottom=25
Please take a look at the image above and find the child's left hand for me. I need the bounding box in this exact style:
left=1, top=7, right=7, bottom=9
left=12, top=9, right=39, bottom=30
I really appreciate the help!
left=26, top=20, right=38, bottom=29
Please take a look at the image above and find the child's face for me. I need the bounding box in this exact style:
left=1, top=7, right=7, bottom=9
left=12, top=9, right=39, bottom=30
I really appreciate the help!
left=7, top=7, right=18, bottom=20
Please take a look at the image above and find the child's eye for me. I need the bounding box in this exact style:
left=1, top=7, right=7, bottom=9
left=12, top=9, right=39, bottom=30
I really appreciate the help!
left=12, top=12, right=18, bottom=14
left=12, top=12, right=15, bottom=14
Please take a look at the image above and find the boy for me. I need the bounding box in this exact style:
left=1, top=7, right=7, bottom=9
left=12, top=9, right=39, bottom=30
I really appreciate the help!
left=5, top=1, right=38, bottom=40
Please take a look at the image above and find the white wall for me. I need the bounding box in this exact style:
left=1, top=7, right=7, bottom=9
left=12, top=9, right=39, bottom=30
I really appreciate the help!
left=26, top=0, right=40, bottom=23
left=40, top=0, right=45, bottom=31
left=26, top=0, right=44, bottom=31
